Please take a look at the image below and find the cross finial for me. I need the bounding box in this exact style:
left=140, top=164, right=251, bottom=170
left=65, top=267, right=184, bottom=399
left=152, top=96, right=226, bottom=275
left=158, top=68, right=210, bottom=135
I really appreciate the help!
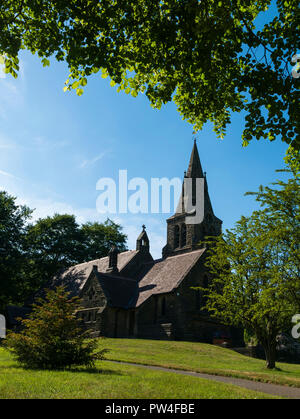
left=142, top=224, right=146, bottom=231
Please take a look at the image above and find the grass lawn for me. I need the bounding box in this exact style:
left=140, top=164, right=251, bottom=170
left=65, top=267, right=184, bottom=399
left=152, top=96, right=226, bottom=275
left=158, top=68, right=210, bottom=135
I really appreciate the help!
left=0, top=348, right=277, bottom=399
left=101, top=338, right=300, bottom=388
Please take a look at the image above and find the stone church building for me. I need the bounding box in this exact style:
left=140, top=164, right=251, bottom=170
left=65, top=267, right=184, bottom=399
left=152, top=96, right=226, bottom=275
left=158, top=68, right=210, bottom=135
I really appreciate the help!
left=36, top=141, right=239, bottom=343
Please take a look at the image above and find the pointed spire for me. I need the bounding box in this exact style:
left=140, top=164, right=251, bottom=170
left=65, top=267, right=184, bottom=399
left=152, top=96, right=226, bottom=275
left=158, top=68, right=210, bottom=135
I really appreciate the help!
left=186, top=139, right=204, bottom=178
left=165, top=138, right=222, bottom=256
left=175, top=139, right=205, bottom=214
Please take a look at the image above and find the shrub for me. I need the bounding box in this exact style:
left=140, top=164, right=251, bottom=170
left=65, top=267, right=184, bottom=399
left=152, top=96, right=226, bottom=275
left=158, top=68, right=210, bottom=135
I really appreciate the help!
left=5, top=286, right=107, bottom=369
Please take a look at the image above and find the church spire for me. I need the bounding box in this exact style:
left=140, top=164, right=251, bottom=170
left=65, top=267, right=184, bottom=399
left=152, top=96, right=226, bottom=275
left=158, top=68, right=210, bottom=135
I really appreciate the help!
left=176, top=139, right=205, bottom=214
left=163, top=139, right=222, bottom=258
left=186, top=139, right=204, bottom=178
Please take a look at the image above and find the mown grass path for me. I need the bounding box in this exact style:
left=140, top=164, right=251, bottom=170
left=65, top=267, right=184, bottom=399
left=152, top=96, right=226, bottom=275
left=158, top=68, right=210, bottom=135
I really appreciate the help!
left=103, top=338, right=300, bottom=388
left=110, top=360, right=300, bottom=399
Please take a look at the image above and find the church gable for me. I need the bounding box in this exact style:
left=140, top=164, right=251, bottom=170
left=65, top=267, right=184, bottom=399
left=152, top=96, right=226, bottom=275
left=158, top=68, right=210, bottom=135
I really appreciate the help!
left=80, top=268, right=107, bottom=312
left=37, top=249, right=142, bottom=300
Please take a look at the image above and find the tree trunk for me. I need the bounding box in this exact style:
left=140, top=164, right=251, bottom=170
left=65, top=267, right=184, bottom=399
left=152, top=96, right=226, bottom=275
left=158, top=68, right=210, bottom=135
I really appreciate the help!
left=263, top=340, right=277, bottom=369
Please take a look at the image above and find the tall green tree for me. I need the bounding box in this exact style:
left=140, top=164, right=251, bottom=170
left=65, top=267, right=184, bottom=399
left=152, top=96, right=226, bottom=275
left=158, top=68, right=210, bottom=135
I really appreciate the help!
left=1, top=0, right=298, bottom=147
left=25, top=214, right=85, bottom=288
left=246, top=149, right=300, bottom=306
left=81, top=219, right=127, bottom=261
left=25, top=215, right=127, bottom=293
left=0, top=191, right=32, bottom=310
left=203, top=163, right=299, bottom=369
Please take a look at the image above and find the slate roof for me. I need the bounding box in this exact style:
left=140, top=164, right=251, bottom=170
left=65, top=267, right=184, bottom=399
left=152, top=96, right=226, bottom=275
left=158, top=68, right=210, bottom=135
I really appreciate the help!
left=31, top=248, right=206, bottom=310
left=35, top=250, right=139, bottom=299
left=135, top=248, right=206, bottom=307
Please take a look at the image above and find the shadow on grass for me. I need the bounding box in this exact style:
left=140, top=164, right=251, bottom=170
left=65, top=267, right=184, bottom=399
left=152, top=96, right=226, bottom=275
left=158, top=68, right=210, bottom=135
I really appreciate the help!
left=68, top=367, right=124, bottom=376
left=0, top=363, right=125, bottom=376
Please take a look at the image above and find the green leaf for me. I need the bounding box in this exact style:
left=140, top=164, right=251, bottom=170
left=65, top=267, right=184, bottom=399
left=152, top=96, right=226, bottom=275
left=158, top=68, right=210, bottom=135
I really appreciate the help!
left=41, top=58, right=50, bottom=67
left=76, top=88, right=84, bottom=96
left=242, top=140, right=249, bottom=147
left=72, top=81, right=80, bottom=89
left=80, top=78, right=87, bottom=86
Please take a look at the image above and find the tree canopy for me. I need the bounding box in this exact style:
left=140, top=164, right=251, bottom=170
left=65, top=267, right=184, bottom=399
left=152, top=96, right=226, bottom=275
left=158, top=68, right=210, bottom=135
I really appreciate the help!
left=0, top=0, right=299, bottom=147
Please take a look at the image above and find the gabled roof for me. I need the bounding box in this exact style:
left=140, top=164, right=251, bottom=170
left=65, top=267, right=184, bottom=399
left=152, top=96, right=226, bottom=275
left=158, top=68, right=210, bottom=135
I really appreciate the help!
left=36, top=250, right=139, bottom=298
left=29, top=246, right=206, bottom=312
left=135, top=248, right=206, bottom=307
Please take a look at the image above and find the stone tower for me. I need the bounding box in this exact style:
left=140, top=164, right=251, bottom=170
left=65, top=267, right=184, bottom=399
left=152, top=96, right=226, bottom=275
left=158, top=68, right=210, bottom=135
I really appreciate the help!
left=162, top=140, right=222, bottom=257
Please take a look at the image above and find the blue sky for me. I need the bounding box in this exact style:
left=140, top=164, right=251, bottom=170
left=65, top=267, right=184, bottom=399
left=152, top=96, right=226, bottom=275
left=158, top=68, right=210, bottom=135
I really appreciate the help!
left=0, top=50, right=289, bottom=259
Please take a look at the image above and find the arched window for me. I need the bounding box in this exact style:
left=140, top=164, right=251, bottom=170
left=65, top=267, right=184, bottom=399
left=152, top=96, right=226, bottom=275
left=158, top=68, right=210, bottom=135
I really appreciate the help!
left=174, top=225, right=180, bottom=248
left=181, top=224, right=187, bottom=247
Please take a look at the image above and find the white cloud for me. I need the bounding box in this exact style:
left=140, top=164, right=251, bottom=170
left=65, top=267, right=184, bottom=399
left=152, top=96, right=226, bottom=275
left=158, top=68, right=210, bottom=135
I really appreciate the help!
left=79, top=151, right=110, bottom=169
left=32, top=136, right=70, bottom=151
left=0, top=169, right=18, bottom=179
